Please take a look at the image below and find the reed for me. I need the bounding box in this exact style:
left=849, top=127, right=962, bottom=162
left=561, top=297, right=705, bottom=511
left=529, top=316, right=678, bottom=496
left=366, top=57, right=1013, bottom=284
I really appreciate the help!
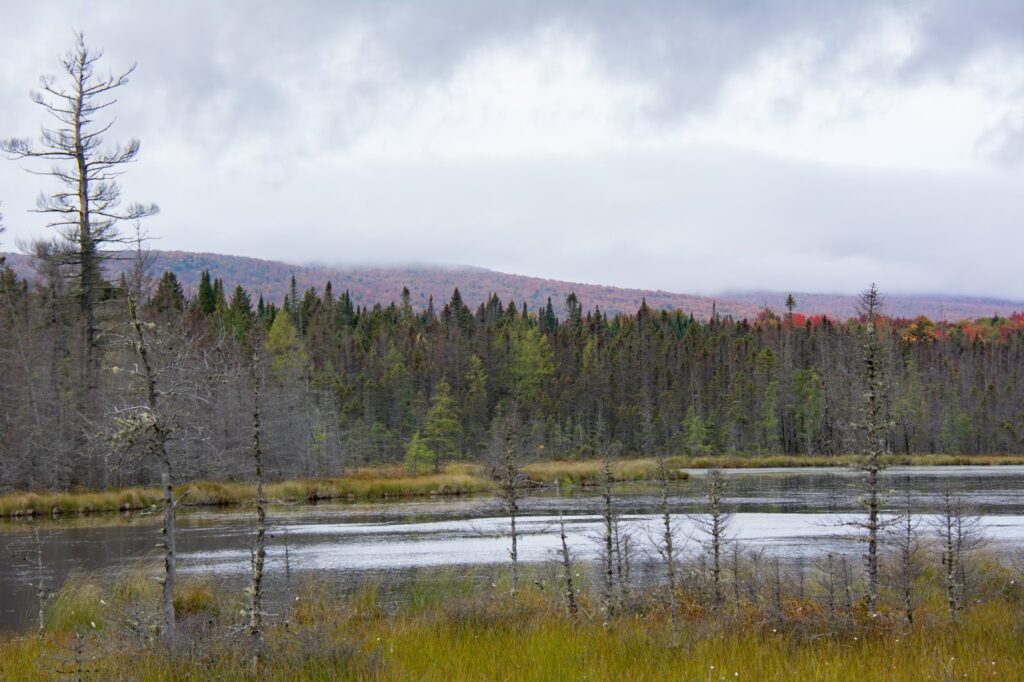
left=2, top=564, right=1023, bottom=681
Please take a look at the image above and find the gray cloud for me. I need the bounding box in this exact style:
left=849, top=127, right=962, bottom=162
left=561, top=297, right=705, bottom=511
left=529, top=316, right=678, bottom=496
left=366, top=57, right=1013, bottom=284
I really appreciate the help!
left=2, top=1, right=1024, bottom=299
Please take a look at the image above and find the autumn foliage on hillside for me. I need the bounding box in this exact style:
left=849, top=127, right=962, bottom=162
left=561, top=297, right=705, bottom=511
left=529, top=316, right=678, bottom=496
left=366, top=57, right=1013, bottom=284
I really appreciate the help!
left=4, top=250, right=1022, bottom=321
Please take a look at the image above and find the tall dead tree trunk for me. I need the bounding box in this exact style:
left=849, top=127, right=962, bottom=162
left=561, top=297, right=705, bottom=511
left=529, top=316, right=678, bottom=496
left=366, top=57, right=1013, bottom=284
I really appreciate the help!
left=600, top=450, right=616, bottom=626
left=3, top=34, right=158, bottom=487
left=857, top=284, right=888, bottom=616
left=124, top=294, right=175, bottom=646
left=32, top=522, right=46, bottom=644
left=248, top=348, right=267, bottom=642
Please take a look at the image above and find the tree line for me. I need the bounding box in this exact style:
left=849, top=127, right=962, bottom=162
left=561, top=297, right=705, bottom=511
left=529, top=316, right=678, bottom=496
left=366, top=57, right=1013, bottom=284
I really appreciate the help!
left=3, top=251, right=1024, bottom=492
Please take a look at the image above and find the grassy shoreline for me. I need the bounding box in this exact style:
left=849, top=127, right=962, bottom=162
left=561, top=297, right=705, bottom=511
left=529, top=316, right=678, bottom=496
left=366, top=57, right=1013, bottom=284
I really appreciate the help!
left=2, top=565, right=1022, bottom=680
left=2, top=452, right=1022, bottom=519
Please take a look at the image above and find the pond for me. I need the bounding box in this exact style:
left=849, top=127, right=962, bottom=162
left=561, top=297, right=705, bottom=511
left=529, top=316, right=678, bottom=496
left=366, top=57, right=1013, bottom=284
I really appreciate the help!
left=3, top=465, right=1024, bottom=632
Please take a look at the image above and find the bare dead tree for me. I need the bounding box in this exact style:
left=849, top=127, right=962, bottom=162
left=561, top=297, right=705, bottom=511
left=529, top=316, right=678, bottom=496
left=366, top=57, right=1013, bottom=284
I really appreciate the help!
left=612, top=516, right=635, bottom=610
left=599, top=444, right=618, bottom=626
left=32, top=523, right=47, bottom=643
left=8, top=521, right=50, bottom=644
left=730, top=542, right=744, bottom=617
left=116, top=294, right=176, bottom=646
left=488, top=406, right=526, bottom=606
left=111, top=295, right=214, bottom=648
left=655, top=451, right=680, bottom=638
left=248, top=345, right=267, bottom=645
left=127, top=221, right=157, bottom=302
left=935, top=489, right=985, bottom=624
left=769, top=556, right=785, bottom=623
left=819, top=551, right=839, bottom=631
left=840, top=554, right=856, bottom=630
left=557, top=511, right=578, bottom=619
left=691, top=469, right=732, bottom=608
left=794, top=556, right=807, bottom=602
left=854, top=283, right=890, bottom=616
left=3, top=33, right=158, bottom=393
left=888, top=481, right=923, bottom=625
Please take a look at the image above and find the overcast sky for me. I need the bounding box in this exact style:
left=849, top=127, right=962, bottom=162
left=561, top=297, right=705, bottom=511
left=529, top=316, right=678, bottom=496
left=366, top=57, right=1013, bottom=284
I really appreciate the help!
left=2, top=1, right=1023, bottom=298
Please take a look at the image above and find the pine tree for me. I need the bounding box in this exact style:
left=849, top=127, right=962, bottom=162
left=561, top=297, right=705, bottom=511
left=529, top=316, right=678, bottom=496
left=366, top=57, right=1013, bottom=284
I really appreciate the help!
left=149, top=271, right=184, bottom=313
left=229, top=285, right=254, bottom=340
left=565, top=292, right=582, bottom=331
left=266, top=308, right=308, bottom=377
left=197, top=270, right=216, bottom=315
left=404, top=433, right=432, bottom=474
left=508, top=321, right=555, bottom=407
left=684, top=404, right=709, bottom=455
left=212, top=278, right=227, bottom=314
left=463, top=356, right=489, bottom=455
left=422, top=380, right=462, bottom=472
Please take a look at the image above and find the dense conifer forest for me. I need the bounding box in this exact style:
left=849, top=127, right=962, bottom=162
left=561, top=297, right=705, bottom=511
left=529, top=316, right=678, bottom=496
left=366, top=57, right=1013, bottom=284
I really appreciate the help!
left=3, top=247, right=1024, bottom=492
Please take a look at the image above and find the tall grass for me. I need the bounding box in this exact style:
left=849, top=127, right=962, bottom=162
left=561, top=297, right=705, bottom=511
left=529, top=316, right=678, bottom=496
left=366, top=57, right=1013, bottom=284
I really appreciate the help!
left=2, top=563, right=1023, bottom=681
left=3, top=452, right=1022, bottom=518
left=523, top=457, right=691, bottom=485
left=0, top=465, right=493, bottom=519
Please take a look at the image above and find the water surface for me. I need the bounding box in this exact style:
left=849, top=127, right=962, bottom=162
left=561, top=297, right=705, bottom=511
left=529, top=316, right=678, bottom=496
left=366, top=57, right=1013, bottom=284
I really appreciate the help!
left=3, top=465, right=1024, bottom=632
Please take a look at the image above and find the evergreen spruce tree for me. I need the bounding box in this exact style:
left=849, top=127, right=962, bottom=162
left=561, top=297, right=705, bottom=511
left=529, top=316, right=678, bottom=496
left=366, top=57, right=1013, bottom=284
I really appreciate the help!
left=422, top=380, right=462, bottom=472
left=149, top=271, right=185, bottom=314
left=197, top=269, right=216, bottom=315
left=229, top=285, right=254, bottom=340
left=685, top=404, right=709, bottom=455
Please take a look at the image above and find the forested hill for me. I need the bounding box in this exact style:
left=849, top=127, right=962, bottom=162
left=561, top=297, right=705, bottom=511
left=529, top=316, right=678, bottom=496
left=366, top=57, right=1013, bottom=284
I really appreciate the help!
left=3, top=250, right=1022, bottom=321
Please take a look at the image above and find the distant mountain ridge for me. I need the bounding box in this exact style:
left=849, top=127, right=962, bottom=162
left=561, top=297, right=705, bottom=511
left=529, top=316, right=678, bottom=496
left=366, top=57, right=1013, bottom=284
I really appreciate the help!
left=3, top=250, right=1023, bottom=321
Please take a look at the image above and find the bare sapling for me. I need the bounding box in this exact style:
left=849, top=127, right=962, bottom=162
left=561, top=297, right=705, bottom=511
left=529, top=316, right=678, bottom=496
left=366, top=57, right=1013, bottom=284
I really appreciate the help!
left=820, top=552, right=838, bottom=631
left=10, top=520, right=50, bottom=643
left=769, top=556, right=785, bottom=623
left=840, top=555, right=856, bottom=630
left=489, top=407, right=526, bottom=607
left=691, top=469, right=731, bottom=608
left=612, top=517, right=634, bottom=610
left=558, top=511, right=578, bottom=619
left=935, top=489, right=984, bottom=624
left=890, top=481, right=922, bottom=625
left=730, top=542, right=743, bottom=617
left=656, top=451, right=680, bottom=638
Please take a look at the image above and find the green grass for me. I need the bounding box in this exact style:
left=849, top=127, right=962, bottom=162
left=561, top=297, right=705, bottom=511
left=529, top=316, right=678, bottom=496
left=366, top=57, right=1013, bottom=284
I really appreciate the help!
left=2, top=565, right=1023, bottom=681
